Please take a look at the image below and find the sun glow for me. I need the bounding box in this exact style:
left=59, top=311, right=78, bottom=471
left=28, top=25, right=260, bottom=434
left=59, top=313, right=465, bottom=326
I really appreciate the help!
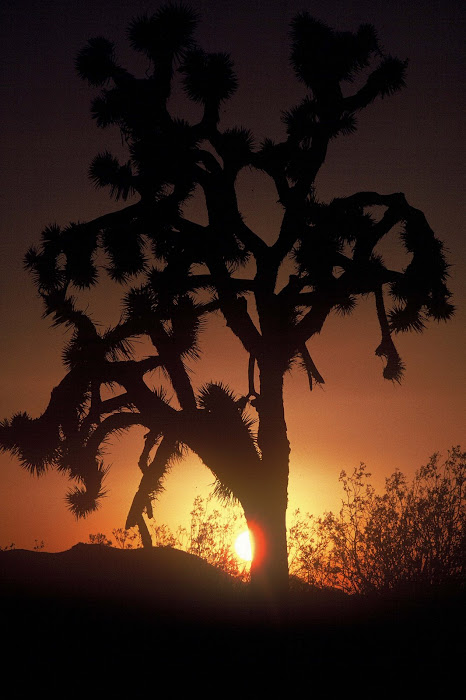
left=234, top=529, right=253, bottom=561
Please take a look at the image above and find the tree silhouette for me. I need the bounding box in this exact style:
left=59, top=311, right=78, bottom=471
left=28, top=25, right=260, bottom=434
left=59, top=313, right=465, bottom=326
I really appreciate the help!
left=0, top=5, right=454, bottom=596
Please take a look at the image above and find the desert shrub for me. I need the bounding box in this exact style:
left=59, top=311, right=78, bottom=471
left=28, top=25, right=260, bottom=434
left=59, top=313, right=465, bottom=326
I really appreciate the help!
left=177, top=494, right=250, bottom=581
left=148, top=523, right=179, bottom=549
left=289, top=447, right=465, bottom=594
left=86, top=494, right=250, bottom=580
left=287, top=510, right=337, bottom=588
left=88, top=532, right=113, bottom=546
left=111, top=527, right=142, bottom=549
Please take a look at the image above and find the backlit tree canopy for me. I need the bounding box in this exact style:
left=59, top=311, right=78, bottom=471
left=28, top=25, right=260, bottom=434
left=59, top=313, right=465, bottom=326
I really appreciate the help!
left=0, top=5, right=453, bottom=593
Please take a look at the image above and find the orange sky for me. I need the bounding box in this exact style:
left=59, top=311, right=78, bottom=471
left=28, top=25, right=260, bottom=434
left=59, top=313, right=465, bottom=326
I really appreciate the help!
left=0, top=0, right=464, bottom=551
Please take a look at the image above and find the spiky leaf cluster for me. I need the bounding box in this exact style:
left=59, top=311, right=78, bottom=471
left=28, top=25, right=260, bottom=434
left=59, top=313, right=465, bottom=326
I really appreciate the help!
left=0, top=412, right=61, bottom=475
left=291, top=15, right=379, bottom=89
left=197, top=382, right=256, bottom=443
left=66, top=460, right=108, bottom=518
left=75, top=37, right=122, bottom=86
left=179, top=49, right=238, bottom=104
left=375, top=335, right=405, bottom=383
left=89, top=152, right=135, bottom=201
left=215, top=128, right=255, bottom=175
left=102, top=225, right=146, bottom=281
left=389, top=215, right=454, bottom=333
left=167, top=296, right=203, bottom=360
left=128, top=5, right=198, bottom=64
left=193, top=383, right=261, bottom=506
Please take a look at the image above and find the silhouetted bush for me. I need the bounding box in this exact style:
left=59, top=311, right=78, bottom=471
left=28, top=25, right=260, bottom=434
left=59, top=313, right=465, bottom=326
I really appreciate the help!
left=180, top=494, right=250, bottom=580
left=88, top=492, right=250, bottom=579
left=289, top=447, right=465, bottom=594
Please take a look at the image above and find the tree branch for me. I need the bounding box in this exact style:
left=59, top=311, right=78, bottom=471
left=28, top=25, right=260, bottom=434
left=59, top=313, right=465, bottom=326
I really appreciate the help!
left=85, top=412, right=149, bottom=456
left=293, top=293, right=334, bottom=345
left=207, top=258, right=262, bottom=355
left=126, top=435, right=178, bottom=529
left=300, top=344, right=325, bottom=390
left=99, top=356, right=164, bottom=384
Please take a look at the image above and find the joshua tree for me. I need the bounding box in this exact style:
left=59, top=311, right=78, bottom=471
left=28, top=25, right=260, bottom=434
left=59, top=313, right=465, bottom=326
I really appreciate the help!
left=0, top=5, right=453, bottom=595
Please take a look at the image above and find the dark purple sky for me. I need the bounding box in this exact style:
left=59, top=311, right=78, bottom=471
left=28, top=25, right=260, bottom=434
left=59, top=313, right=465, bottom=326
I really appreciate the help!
left=1, top=0, right=464, bottom=550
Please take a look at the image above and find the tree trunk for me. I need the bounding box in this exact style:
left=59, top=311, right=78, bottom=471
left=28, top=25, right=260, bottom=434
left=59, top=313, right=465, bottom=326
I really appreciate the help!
left=179, top=355, right=291, bottom=601
left=136, top=515, right=153, bottom=548
left=244, top=491, right=289, bottom=600
left=245, top=358, right=290, bottom=600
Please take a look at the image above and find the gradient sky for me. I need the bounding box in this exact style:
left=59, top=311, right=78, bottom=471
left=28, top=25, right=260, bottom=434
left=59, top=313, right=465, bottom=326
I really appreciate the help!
left=0, top=0, right=464, bottom=551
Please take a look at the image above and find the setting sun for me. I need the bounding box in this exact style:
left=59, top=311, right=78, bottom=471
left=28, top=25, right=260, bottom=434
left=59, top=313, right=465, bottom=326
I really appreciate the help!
left=234, top=530, right=253, bottom=562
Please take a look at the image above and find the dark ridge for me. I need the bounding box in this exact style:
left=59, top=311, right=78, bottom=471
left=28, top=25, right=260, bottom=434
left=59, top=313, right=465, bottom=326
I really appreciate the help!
left=2, top=545, right=464, bottom=692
